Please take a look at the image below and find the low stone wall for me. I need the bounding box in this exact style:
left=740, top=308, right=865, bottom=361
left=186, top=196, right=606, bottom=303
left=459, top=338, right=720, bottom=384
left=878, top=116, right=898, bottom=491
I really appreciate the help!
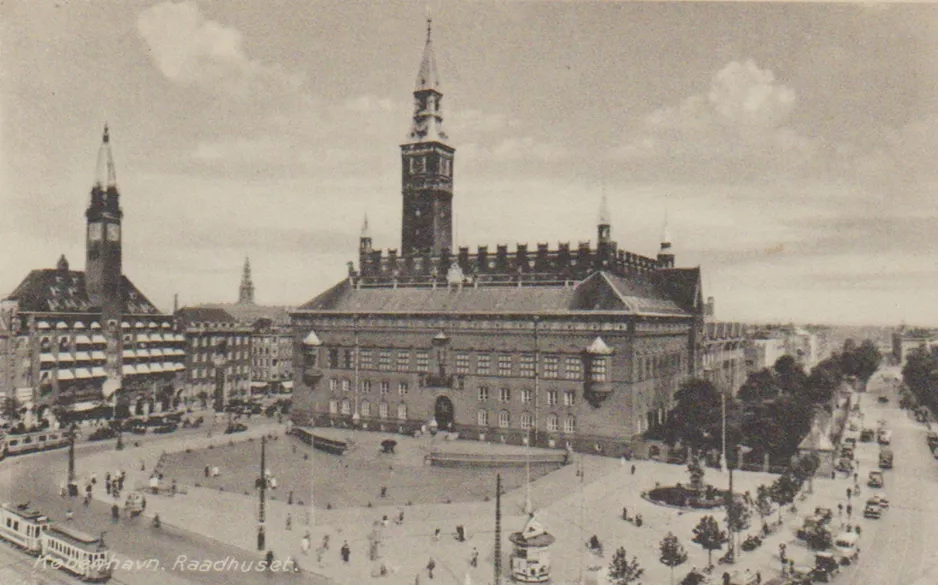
left=427, top=450, right=568, bottom=468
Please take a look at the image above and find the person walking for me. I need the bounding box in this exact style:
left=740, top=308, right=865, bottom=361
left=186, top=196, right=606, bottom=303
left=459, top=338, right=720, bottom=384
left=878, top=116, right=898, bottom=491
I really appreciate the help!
left=846, top=504, right=853, bottom=519
left=340, top=541, right=350, bottom=563
left=301, top=532, right=311, bottom=555
left=286, top=513, right=292, bottom=531
left=433, top=528, right=441, bottom=542
left=322, top=534, right=330, bottom=550
left=427, top=558, right=436, bottom=580
left=470, top=548, right=478, bottom=567
left=265, top=550, right=274, bottom=571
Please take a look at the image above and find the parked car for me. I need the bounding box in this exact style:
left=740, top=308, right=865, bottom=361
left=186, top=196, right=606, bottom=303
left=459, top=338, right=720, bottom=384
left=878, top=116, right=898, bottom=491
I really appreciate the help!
left=224, top=423, right=248, bottom=434
left=833, top=532, right=860, bottom=564
left=867, top=494, right=889, bottom=509
left=878, top=396, right=889, bottom=404
left=879, top=448, right=894, bottom=469
left=868, top=470, right=884, bottom=488
left=877, top=430, right=892, bottom=445
left=152, top=423, right=178, bottom=434
left=88, top=426, right=119, bottom=441
left=863, top=502, right=882, bottom=519
left=860, top=429, right=875, bottom=442
left=926, top=431, right=938, bottom=450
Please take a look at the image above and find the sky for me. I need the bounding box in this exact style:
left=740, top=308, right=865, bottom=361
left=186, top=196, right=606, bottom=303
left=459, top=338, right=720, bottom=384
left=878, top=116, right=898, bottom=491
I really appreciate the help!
left=1, top=1, right=937, bottom=326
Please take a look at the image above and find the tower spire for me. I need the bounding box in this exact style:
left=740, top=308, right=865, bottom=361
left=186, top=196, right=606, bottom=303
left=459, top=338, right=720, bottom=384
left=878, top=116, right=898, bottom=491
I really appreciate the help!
left=95, top=123, right=117, bottom=187
left=409, top=17, right=446, bottom=142
left=657, top=210, right=675, bottom=268
left=597, top=192, right=611, bottom=245
left=239, top=256, right=255, bottom=305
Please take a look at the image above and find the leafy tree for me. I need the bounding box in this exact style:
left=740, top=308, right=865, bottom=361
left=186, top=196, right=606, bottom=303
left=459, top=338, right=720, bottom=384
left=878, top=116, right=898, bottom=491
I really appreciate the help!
left=608, top=546, right=644, bottom=585
left=663, top=379, right=722, bottom=449
left=792, top=453, right=820, bottom=488
left=1, top=396, right=21, bottom=420
left=691, top=515, right=726, bottom=567
left=659, top=532, right=688, bottom=585
left=737, top=369, right=780, bottom=402
left=755, top=485, right=774, bottom=522
left=769, top=473, right=801, bottom=524
left=774, top=355, right=808, bottom=396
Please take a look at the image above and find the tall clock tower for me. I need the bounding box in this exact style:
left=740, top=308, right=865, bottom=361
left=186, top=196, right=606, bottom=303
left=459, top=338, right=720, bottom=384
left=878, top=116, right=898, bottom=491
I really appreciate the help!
left=85, top=125, right=124, bottom=322
left=400, top=18, right=455, bottom=257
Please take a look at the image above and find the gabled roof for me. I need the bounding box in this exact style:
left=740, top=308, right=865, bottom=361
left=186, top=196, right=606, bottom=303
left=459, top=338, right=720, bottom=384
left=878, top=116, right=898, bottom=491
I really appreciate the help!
left=4, top=269, right=161, bottom=314
left=657, top=267, right=702, bottom=313
left=296, top=270, right=694, bottom=317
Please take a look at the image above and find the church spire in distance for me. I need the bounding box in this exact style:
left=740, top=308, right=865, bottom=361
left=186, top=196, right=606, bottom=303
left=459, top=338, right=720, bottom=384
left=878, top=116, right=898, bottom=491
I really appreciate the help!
left=657, top=210, right=675, bottom=268
left=95, top=123, right=117, bottom=188
left=239, top=256, right=255, bottom=305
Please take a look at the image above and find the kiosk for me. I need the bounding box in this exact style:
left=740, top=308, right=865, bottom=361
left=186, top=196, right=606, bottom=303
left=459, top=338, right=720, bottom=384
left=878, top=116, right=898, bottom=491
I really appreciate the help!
left=509, top=514, right=555, bottom=583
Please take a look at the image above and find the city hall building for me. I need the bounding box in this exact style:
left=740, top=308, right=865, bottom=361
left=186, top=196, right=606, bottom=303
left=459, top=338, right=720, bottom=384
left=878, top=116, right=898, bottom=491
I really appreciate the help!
left=290, top=24, right=709, bottom=453
left=0, top=127, right=186, bottom=422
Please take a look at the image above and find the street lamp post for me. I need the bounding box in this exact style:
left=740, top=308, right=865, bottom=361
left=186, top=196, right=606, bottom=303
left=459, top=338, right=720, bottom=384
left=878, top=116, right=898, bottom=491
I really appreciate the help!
left=67, top=422, right=77, bottom=496
left=257, top=435, right=267, bottom=551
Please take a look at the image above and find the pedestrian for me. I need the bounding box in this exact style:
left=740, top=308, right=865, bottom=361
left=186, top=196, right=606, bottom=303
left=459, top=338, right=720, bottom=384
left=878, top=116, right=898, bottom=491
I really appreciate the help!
left=630, top=464, right=636, bottom=475
left=831, top=470, right=836, bottom=480
left=270, top=476, right=278, bottom=490
left=427, top=558, right=436, bottom=579
left=265, top=550, right=274, bottom=571
left=380, top=486, right=387, bottom=498
left=846, top=504, right=852, bottom=519
left=316, top=547, right=324, bottom=566
left=853, top=471, right=859, bottom=484
left=288, top=490, right=294, bottom=505
left=204, top=465, right=210, bottom=478
left=855, top=524, right=862, bottom=536
left=398, top=509, right=405, bottom=524
left=105, top=480, right=111, bottom=496
left=171, top=479, right=177, bottom=495
left=322, top=534, right=330, bottom=550
left=340, top=541, right=350, bottom=563
left=756, top=571, right=762, bottom=585
left=838, top=503, right=843, bottom=516
left=622, top=506, right=628, bottom=521
left=433, top=528, right=441, bottom=542
left=456, top=524, right=465, bottom=542
left=65, top=508, right=73, bottom=522
left=91, top=472, right=97, bottom=485
left=301, top=532, right=311, bottom=555
left=470, top=548, right=478, bottom=567
left=111, top=503, right=120, bottom=523
left=847, top=487, right=852, bottom=500
left=286, top=513, right=292, bottom=531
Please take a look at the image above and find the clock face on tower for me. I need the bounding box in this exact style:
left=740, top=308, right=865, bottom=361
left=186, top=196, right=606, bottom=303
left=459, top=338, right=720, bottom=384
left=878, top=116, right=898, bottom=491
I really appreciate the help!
left=89, top=223, right=103, bottom=242
left=106, top=223, right=120, bottom=242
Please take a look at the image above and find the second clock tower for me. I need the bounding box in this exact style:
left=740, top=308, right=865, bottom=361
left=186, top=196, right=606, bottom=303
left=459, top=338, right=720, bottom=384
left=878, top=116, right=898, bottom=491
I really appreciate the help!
left=85, top=125, right=124, bottom=321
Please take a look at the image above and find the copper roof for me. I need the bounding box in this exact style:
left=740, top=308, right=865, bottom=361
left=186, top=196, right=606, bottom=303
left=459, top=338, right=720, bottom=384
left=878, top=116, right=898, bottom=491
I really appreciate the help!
left=5, top=269, right=161, bottom=314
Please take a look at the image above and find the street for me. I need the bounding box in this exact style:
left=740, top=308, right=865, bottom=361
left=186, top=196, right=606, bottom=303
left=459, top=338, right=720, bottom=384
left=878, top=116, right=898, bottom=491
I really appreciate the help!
left=842, top=367, right=938, bottom=585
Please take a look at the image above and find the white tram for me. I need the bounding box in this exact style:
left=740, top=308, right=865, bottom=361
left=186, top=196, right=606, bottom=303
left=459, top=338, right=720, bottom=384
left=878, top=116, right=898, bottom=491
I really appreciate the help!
left=0, top=502, right=49, bottom=554
left=0, top=503, right=112, bottom=582
left=40, top=524, right=112, bottom=582
left=0, top=429, right=70, bottom=459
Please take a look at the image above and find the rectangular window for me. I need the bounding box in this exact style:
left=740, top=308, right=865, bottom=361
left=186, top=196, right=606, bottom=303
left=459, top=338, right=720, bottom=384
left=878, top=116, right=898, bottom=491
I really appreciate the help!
left=477, top=354, right=491, bottom=375
left=379, top=402, right=389, bottom=419
left=398, top=382, right=408, bottom=396
left=362, top=380, right=372, bottom=393
left=499, top=387, right=511, bottom=402
left=498, top=354, right=512, bottom=377
left=564, top=357, right=582, bottom=380
left=521, top=388, right=533, bottom=405
left=328, top=349, right=339, bottom=369
left=416, top=351, right=429, bottom=373
left=396, top=351, right=410, bottom=372
left=380, top=381, right=390, bottom=396
left=547, top=390, right=558, bottom=406
left=343, top=349, right=354, bottom=369
left=477, top=410, right=488, bottom=426
left=455, top=353, right=470, bottom=375
left=341, top=379, right=351, bottom=393
left=359, top=349, right=373, bottom=370
left=564, top=416, right=577, bottom=433
left=592, top=357, right=608, bottom=382
left=564, top=390, right=576, bottom=407
left=498, top=410, right=510, bottom=429
left=543, top=355, right=559, bottom=378
left=329, top=379, right=338, bottom=392
left=521, top=412, right=533, bottom=430
left=478, top=386, right=489, bottom=401
left=519, top=354, right=535, bottom=377
left=547, top=415, right=559, bottom=432
left=378, top=350, right=392, bottom=371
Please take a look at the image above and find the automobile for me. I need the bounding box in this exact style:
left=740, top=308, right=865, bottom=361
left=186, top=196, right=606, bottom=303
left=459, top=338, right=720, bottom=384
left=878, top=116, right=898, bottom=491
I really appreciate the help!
left=841, top=445, right=855, bottom=459
left=224, top=423, right=248, bottom=434
left=843, top=436, right=857, bottom=447
left=863, top=503, right=882, bottom=519
left=878, top=430, right=892, bottom=445
left=878, top=396, right=889, bottom=404
left=860, top=429, right=875, bottom=442
left=868, top=470, right=884, bottom=488
left=833, top=532, right=860, bottom=564
left=87, top=426, right=119, bottom=441
left=810, top=552, right=841, bottom=582
left=879, top=448, right=894, bottom=469
left=867, top=495, right=889, bottom=509
left=814, top=507, right=834, bottom=524
left=926, top=431, right=938, bottom=450
left=126, top=420, right=148, bottom=435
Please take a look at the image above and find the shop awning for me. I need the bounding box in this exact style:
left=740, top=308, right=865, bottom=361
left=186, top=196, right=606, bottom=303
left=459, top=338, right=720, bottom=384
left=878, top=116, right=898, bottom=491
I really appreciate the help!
left=122, top=364, right=137, bottom=376
left=174, top=334, right=185, bottom=342
left=161, top=322, right=172, bottom=329
left=91, top=334, right=107, bottom=344
left=251, top=381, right=268, bottom=388
left=135, top=322, right=145, bottom=329
left=91, top=366, right=107, bottom=378
left=57, top=353, right=75, bottom=362
left=75, top=368, right=92, bottom=379
left=75, top=335, right=93, bottom=345
left=121, top=321, right=131, bottom=329
left=174, top=362, right=186, bottom=370
left=150, top=334, right=163, bottom=342
left=70, top=401, right=101, bottom=412
left=149, top=363, right=164, bottom=373
left=148, top=322, right=158, bottom=328
left=282, top=381, right=294, bottom=389
left=137, top=349, right=151, bottom=358
left=74, top=352, right=92, bottom=361
left=38, top=321, right=50, bottom=329
left=58, top=370, right=75, bottom=380
left=136, top=363, right=151, bottom=374
left=74, top=321, right=86, bottom=330
left=150, top=348, right=164, bottom=358
left=91, top=350, right=106, bottom=361
left=122, top=350, right=136, bottom=359
left=40, top=353, right=56, bottom=363
left=90, top=322, right=101, bottom=330
left=137, top=333, right=151, bottom=343
left=303, top=331, right=323, bottom=346
left=56, top=321, right=68, bottom=330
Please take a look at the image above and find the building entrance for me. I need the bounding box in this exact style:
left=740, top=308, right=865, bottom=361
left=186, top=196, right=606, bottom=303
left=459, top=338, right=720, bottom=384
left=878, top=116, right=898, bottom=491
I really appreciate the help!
left=434, top=395, right=455, bottom=431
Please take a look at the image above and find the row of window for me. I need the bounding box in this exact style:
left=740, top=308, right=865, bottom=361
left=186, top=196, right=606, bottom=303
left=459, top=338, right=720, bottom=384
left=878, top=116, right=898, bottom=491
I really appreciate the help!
left=329, top=378, right=409, bottom=396
left=189, top=365, right=249, bottom=379
left=326, top=398, right=577, bottom=433
left=191, top=350, right=249, bottom=363
left=635, top=352, right=684, bottom=381
left=189, top=336, right=249, bottom=348
left=325, top=378, right=579, bottom=407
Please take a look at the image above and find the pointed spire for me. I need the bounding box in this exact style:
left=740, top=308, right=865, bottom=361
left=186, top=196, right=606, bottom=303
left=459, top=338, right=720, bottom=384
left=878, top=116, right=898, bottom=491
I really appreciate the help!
left=416, top=16, right=439, bottom=91
left=239, top=256, right=255, bottom=304
left=598, top=192, right=611, bottom=226
left=95, top=123, right=117, bottom=187
left=361, top=214, right=371, bottom=239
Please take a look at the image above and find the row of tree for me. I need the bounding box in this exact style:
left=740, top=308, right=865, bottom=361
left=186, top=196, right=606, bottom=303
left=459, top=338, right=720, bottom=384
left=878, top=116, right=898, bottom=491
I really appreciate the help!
left=655, top=339, right=881, bottom=463
left=901, top=345, right=938, bottom=414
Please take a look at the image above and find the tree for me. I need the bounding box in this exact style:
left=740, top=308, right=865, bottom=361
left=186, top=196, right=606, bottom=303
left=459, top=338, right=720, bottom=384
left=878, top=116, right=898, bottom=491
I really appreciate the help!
left=608, top=546, right=644, bottom=585
left=755, top=485, right=774, bottom=525
left=687, top=456, right=706, bottom=493
left=0, top=396, right=21, bottom=420
left=737, top=368, right=781, bottom=402
left=769, top=473, right=801, bottom=524
left=691, top=515, right=726, bottom=568
left=667, top=379, right=722, bottom=449
left=659, top=532, right=688, bottom=585
left=774, top=355, right=808, bottom=396
left=792, top=453, right=820, bottom=491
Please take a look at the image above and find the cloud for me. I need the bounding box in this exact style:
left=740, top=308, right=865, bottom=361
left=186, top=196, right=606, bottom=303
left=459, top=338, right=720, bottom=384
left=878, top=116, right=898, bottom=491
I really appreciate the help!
left=614, top=60, right=817, bottom=177
left=137, top=1, right=304, bottom=97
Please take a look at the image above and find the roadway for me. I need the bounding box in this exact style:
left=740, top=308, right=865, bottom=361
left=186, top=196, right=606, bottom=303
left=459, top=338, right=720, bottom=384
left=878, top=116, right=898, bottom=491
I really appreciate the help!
left=842, top=366, right=938, bottom=585
left=0, top=422, right=330, bottom=585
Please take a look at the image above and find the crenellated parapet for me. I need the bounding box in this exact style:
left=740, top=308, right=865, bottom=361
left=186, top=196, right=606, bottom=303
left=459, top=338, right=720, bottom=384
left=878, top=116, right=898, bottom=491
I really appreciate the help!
left=353, top=240, right=668, bottom=287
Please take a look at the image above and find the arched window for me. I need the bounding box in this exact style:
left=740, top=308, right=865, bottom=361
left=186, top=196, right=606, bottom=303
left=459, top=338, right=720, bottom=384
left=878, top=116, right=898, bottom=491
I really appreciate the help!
left=520, top=412, right=533, bottom=430
left=397, top=403, right=408, bottom=420
left=361, top=400, right=371, bottom=417
left=498, top=410, right=510, bottom=429
left=477, top=410, right=488, bottom=426
left=378, top=402, right=389, bottom=419
left=328, top=400, right=338, bottom=414
left=546, top=413, right=559, bottom=432
left=340, top=399, right=351, bottom=415
left=564, top=416, right=577, bottom=434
